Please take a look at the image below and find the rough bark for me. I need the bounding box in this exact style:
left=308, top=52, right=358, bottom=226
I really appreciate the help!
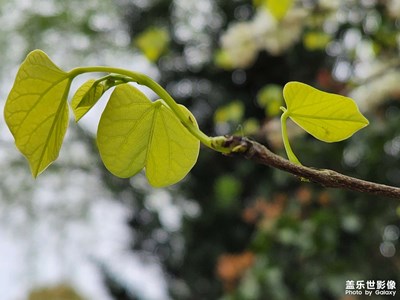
left=222, top=136, right=400, bottom=199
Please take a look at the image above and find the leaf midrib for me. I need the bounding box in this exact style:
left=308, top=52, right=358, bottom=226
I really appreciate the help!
left=145, top=102, right=162, bottom=173
left=34, top=79, right=71, bottom=176
left=289, top=112, right=367, bottom=123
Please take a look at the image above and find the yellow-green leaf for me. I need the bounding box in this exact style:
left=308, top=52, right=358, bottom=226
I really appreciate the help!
left=97, top=84, right=200, bottom=187
left=214, top=49, right=234, bottom=70
left=257, top=84, right=284, bottom=117
left=135, top=27, right=170, bottom=62
left=266, top=0, right=294, bottom=20
left=214, top=100, right=244, bottom=124
left=4, top=49, right=71, bottom=177
left=71, top=79, right=105, bottom=121
left=303, top=31, right=331, bottom=51
left=283, top=81, right=369, bottom=143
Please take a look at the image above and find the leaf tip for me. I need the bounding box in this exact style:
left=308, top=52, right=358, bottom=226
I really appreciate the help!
left=30, top=165, right=41, bottom=179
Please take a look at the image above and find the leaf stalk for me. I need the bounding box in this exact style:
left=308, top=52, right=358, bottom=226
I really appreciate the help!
left=280, top=106, right=302, bottom=165
left=68, top=66, right=230, bottom=153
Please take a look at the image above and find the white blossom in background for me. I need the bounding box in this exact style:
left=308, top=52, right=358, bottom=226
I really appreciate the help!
left=253, top=8, right=308, bottom=56
left=387, top=0, right=400, bottom=18
left=219, top=5, right=309, bottom=68
left=318, top=0, right=341, bottom=10
left=346, top=25, right=400, bottom=112
left=350, top=67, right=400, bottom=112
left=220, top=22, right=259, bottom=68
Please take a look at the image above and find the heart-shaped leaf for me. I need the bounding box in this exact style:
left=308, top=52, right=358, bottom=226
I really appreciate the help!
left=97, top=83, right=200, bottom=187
left=283, top=81, right=369, bottom=143
left=4, top=49, right=71, bottom=177
left=71, top=79, right=105, bottom=121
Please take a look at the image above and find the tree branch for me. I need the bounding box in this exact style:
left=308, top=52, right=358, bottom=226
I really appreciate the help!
left=223, top=136, right=400, bottom=199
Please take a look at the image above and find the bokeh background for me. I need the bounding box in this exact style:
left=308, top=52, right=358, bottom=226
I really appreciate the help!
left=0, top=0, right=399, bottom=299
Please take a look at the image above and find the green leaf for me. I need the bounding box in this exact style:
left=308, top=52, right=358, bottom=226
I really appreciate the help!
left=266, top=0, right=293, bottom=20
left=135, top=27, right=170, bottom=62
left=257, top=84, right=284, bottom=117
left=241, top=118, right=260, bottom=135
left=4, top=49, right=71, bottom=177
left=214, top=49, right=234, bottom=70
left=283, top=81, right=369, bottom=143
left=303, top=31, right=331, bottom=51
left=214, top=100, right=244, bottom=124
left=97, top=83, right=200, bottom=187
left=214, top=175, right=242, bottom=208
left=71, top=79, right=105, bottom=121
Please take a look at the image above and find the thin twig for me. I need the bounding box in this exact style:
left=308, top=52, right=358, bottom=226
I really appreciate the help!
left=223, top=136, right=400, bottom=199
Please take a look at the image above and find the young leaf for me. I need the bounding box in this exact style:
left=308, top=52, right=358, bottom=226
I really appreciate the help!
left=97, top=84, right=200, bottom=187
left=4, top=49, right=71, bottom=177
left=283, top=81, right=369, bottom=143
left=71, top=79, right=105, bottom=121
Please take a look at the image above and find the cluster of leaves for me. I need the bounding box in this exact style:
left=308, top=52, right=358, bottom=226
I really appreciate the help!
left=4, top=50, right=199, bottom=187
left=4, top=50, right=369, bottom=186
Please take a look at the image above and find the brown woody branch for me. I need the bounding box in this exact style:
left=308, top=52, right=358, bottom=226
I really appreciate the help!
left=222, top=136, right=400, bottom=199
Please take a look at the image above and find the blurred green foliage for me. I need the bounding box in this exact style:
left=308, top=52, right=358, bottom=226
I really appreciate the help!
left=135, top=27, right=170, bottom=62
left=257, top=84, right=284, bottom=117
left=28, top=285, right=83, bottom=300
left=4, top=0, right=400, bottom=299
